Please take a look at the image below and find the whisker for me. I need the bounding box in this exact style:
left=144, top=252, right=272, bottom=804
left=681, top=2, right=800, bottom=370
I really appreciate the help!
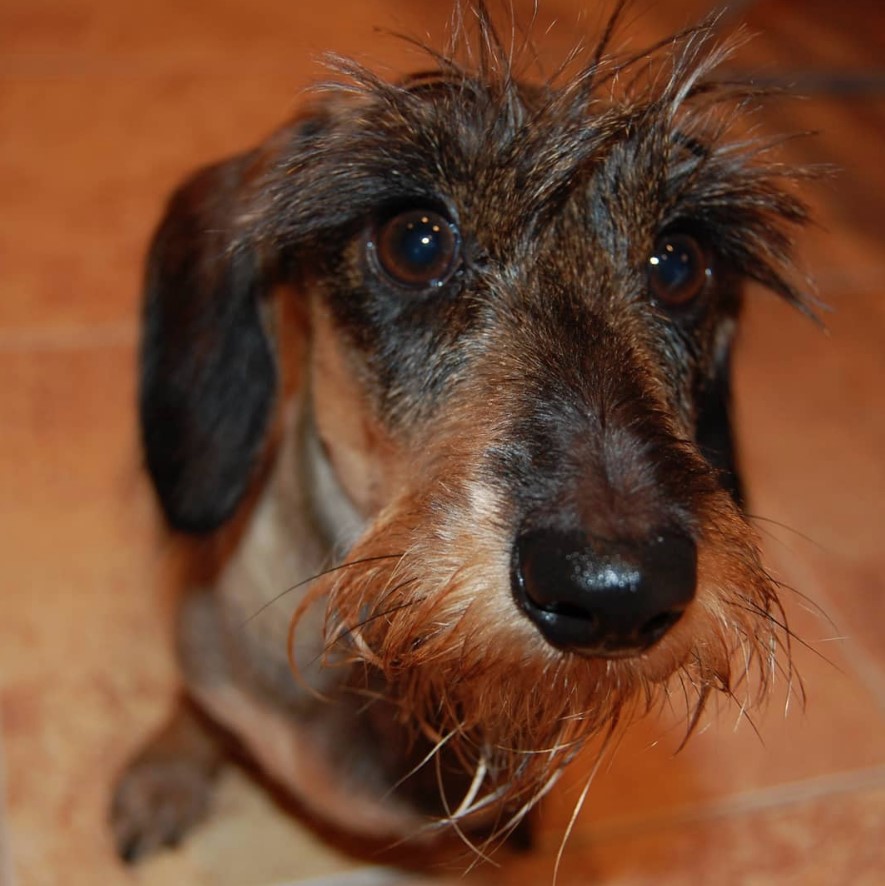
left=380, top=730, right=456, bottom=803
left=745, top=513, right=828, bottom=552
left=676, top=682, right=711, bottom=752
left=723, top=685, right=764, bottom=742
left=320, top=587, right=422, bottom=662
left=239, top=553, right=404, bottom=629
left=553, top=721, right=618, bottom=885
left=764, top=572, right=841, bottom=633
left=433, top=753, right=498, bottom=867
left=731, top=597, right=838, bottom=671
left=450, top=754, right=490, bottom=821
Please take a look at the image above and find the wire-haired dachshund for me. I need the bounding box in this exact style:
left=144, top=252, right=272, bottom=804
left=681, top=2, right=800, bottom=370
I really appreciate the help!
left=111, top=2, right=811, bottom=864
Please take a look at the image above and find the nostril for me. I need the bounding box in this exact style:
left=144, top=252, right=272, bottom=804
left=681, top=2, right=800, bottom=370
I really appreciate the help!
left=512, top=526, right=697, bottom=656
left=538, top=600, right=598, bottom=622
left=526, top=595, right=604, bottom=637
left=639, top=608, right=685, bottom=646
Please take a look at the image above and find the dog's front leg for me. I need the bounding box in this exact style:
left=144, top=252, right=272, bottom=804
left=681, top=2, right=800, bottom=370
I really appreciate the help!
left=109, top=696, right=225, bottom=862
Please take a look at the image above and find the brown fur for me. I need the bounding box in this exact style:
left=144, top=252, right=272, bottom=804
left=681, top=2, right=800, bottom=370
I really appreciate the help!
left=114, top=2, right=811, bottom=866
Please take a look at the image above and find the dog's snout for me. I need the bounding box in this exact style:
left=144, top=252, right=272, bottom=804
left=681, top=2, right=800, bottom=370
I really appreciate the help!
left=511, top=528, right=697, bottom=657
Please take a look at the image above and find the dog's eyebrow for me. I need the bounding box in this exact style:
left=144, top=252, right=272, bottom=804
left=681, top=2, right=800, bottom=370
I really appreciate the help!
left=672, top=132, right=710, bottom=160
left=399, top=70, right=465, bottom=94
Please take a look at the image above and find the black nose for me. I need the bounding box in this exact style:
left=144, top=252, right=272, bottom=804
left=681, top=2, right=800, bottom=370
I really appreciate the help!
left=511, top=528, right=697, bottom=657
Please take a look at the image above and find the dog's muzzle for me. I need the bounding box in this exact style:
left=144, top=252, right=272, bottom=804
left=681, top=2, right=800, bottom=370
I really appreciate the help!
left=511, top=527, right=697, bottom=657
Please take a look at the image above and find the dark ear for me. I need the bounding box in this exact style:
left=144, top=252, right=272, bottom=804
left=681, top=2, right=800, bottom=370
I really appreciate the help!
left=139, top=151, right=281, bottom=533
left=695, top=338, right=745, bottom=508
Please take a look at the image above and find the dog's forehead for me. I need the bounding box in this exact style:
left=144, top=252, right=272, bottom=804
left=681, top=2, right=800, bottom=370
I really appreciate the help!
left=298, top=79, right=718, bottom=429
left=307, top=73, right=715, bottom=298
left=258, top=54, right=809, bottom=423
left=257, top=28, right=810, bottom=334
left=332, top=72, right=683, bottom=227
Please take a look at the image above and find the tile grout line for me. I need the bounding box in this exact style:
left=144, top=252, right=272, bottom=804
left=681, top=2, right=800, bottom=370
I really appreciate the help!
left=0, top=266, right=879, bottom=356
left=272, top=870, right=430, bottom=886
left=0, top=265, right=880, bottom=351
left=0, top=708, right=16, bottom=886
left=537, top=763, right=885, bottom=851
left=0, top=324, right=137, bottom=352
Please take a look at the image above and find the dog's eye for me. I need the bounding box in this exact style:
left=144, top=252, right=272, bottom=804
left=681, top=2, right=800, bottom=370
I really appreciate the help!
left=370, top=208, right=460, bottom=290
left=647, top=233, right=711, bottom=307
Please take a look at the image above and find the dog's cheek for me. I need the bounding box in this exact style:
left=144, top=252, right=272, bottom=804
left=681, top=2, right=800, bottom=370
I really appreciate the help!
left=308, top=299, right=404, bottom=517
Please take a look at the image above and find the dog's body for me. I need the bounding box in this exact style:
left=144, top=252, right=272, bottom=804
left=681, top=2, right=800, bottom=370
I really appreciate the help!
left=112, top=5, right=811, bottom=863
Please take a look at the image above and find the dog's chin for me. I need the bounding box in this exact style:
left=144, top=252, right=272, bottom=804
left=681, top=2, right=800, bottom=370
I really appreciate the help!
left=288, top=478, right=781, bottom=832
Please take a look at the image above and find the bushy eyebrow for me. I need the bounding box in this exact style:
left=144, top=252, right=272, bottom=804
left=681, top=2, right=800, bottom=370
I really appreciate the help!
left=251, top=13, right=814, bottom=315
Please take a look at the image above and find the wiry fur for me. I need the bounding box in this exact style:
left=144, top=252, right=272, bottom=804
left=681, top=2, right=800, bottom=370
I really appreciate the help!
left=116, top=1, right=812, bottom=865
left=282, top=6, right=808, bottom=839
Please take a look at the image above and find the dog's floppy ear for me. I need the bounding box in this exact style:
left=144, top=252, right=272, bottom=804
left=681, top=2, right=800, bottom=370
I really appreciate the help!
left=695, top=336, right=744, bottom=507
left=139, top=147, right=285, bottom=534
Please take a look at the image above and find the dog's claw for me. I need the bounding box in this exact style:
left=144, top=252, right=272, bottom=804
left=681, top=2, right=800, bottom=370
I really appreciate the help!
left=110, top=755, right=215, bottom=863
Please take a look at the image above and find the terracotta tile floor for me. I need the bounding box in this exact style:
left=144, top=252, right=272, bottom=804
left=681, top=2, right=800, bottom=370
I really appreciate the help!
left=2, top=1, right=884, bottom=884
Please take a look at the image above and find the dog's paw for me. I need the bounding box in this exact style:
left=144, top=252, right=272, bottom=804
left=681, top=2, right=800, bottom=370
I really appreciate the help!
left=109, top=755, right=215, bottom=863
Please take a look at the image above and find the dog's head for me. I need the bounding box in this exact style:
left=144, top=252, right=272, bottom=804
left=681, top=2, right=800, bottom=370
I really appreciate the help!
left=140, top=8, right=810, bottom=831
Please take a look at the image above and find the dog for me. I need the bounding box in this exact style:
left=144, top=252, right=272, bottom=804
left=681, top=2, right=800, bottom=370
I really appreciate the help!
left=111, top=2, right=812, bottom=865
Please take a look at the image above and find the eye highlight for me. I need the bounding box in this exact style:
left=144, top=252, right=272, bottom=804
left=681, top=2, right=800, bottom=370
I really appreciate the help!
left=369, top=208, right=461, bottom=290
left=647, top=232, right=712, bottom=308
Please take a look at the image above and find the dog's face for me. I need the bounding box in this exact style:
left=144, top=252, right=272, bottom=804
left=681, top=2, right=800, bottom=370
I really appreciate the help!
left=140, top=13, right=809, bottom=829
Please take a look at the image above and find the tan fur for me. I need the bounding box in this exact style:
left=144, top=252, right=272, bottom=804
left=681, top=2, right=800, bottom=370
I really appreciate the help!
left=115, top=4, right=810, bottom=864
left=292, top=429, right=780, bottom=829
left=309, top=299, right=404, bottom=519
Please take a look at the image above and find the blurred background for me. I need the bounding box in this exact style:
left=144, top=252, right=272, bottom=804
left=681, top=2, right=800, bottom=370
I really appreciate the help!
left=1, top=1, right=883, bottom=884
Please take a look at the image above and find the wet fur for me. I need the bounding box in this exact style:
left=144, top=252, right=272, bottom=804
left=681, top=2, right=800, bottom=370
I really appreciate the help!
left=118, top=2, right=810, bottom=863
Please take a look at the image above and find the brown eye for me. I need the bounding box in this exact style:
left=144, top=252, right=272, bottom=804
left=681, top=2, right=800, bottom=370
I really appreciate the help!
left=647, top=232, right=711, bottom=307
left=370, top=208, right=460, bottom=290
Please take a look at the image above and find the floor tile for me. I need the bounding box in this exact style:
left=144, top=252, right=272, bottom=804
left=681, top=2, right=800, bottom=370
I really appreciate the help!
left=0, top=72, right=297, bottom=333
left=497, top=780, right=885, bottom=885
left=0, top=346, right=172, bottom=885
left=737, top=288, right=885, bottom=567
left=2, top=1, right=884, bottom=884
